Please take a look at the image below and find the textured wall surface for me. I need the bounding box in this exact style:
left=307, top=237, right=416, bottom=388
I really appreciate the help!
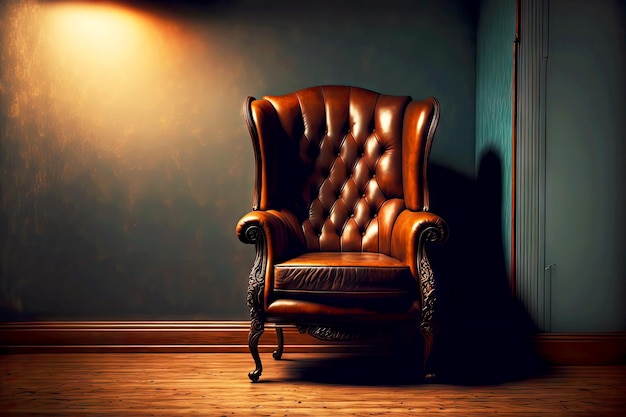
left=475, top=0, right=515, bottom=276
left=0, top=0, right=477, bottom=320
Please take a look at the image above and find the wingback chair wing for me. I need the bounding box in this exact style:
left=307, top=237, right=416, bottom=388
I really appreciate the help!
left=236, top=86, right=448, bottom=382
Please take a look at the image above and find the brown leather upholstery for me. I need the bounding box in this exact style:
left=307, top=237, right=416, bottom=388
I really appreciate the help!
left=274, top=252, right=417, bottom=310
left=236, top=85, right=448, bottom=382
left=265, top=299, right=420, bottom=325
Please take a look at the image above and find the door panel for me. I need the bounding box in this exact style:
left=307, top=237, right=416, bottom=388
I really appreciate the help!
left=545, top=0, right=625, bottom=331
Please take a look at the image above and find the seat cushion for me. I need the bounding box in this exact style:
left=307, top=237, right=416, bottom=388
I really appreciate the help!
left=265, top=299, right=420, bottom=325
left=273, top=252, right=418, bottom=310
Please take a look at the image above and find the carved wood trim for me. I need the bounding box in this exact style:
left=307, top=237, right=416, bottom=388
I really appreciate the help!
left=245, top=224, right=267, bottom=332
left=299, top=325, right=382, bottom=342
left=243, top=96, right=262, bottom=210
left=422, top=97, right=440, bottom=212
left=417, top=226, right=442, bottom=336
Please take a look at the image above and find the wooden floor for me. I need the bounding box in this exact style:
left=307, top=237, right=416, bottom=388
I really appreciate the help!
left=1, top=353, right=624, bottom=416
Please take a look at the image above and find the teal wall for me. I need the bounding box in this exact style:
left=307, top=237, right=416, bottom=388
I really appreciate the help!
left=475, top=0, right=516, bottom=277
left=0, top=0, right=477, bottom=321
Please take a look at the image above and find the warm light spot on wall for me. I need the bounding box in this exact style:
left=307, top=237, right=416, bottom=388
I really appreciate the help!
left=31, top=1, right=204, bottom=161
left=1, top=0, right=222, bottom=209
left=46, top=3, right=148, bottom=67
left=42, top=1, right=166, bottom=125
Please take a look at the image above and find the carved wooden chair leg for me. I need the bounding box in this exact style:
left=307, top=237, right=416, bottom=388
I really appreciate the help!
left=248, top=319, right=264, bottom=382
left=244, top=225, right=267, bottom=382
left=273, top=327, right=284, bottom=360
left=422, top=329, right=436, bottom=382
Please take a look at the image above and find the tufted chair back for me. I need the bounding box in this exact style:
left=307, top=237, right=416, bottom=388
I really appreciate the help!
left=245, top=85, right=438, bottom=254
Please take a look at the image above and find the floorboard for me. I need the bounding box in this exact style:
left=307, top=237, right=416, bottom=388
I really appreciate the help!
left=1, top=353, right=624, bottom=415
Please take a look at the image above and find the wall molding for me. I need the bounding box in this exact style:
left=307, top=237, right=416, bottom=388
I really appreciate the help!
left=515, top=0, right=550, bottom=330
left=533, top=332, right=626, bottom=366
left=0, top=321, right=365, bottom=354
left=1, top=321, right=624, bottom=365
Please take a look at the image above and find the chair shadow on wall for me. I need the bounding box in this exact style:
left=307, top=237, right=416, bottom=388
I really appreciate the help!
left=287, top=149, right=547, bottom=386
left=428, top=149, right=547, bottom=385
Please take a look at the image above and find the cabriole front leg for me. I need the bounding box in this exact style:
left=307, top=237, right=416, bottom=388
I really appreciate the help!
left=248, top=318, right=264, bottom=382
left=244, top=225, right=267, bottom=382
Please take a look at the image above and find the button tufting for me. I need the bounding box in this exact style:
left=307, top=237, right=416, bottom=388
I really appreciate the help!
left=350, top=214, right=354, bottom=218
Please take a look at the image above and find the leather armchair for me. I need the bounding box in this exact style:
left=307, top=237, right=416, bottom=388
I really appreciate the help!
left=236, top=86, right=448, bottom=382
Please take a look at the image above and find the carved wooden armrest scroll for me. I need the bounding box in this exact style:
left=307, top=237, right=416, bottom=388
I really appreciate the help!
left=417, top=225, right=445, bottom=335
left=244, top=225, right=267, bottom=327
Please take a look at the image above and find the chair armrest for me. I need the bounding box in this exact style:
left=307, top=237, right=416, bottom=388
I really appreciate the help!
left=390, top=210, right=448, bottom=278
left=391, top=210, right=447, bottom=340
left=236, top=209, right=305, bottom=310
left=236, top=209, right=304, bottom=263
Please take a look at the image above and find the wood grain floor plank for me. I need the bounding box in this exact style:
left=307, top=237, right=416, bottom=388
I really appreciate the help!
left=1, top=353, right=624, bottom=415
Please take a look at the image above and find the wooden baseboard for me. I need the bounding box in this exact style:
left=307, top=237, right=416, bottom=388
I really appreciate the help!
left=533, top=332, right=626, bottom=366
left=0, top=321, right=360, bottom=354
left=1, top=321, right=624, bottom=365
